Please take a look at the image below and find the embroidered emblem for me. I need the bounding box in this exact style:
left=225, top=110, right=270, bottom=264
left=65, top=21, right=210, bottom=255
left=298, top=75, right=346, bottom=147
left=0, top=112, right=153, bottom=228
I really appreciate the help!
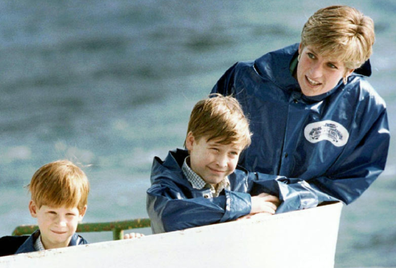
left=304, top=120, right=349, bottom=147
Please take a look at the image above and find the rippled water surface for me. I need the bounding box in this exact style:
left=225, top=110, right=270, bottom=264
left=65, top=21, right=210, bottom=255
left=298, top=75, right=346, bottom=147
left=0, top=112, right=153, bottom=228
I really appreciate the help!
left=1, top=1, right=395, bottom=266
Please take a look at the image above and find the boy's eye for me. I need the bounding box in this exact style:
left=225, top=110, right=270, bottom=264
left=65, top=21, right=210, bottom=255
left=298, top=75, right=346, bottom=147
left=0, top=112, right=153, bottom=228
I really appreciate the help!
left=230, top=151, right=239, bottom=156
left=307, top=53, right=315, bottom=59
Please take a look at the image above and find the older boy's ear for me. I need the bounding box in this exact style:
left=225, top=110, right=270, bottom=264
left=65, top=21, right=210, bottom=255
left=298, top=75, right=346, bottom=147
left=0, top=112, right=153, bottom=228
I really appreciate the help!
left=79, top=205, right=87, bottom=221
left=185, top=132, right=195, bottom=151
left=29, top=201, right=38, bottom=218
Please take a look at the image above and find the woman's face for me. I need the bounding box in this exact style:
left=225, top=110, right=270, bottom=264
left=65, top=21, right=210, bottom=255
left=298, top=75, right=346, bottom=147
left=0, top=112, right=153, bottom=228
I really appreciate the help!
left=296, top=45, right=353, bottom=96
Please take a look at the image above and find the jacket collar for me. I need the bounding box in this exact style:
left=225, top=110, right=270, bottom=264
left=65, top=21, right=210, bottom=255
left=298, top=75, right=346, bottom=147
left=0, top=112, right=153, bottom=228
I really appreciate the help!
left=151, top=149, right=191, bottom=188
left=15, top=230, right=86, bottom=254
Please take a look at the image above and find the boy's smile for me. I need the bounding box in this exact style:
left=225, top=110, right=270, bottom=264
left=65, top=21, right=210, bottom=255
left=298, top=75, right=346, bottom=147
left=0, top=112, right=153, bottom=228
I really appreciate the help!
left=29, top=202, right=86, bottom=249
left=185, top=132, right=243, bottom=186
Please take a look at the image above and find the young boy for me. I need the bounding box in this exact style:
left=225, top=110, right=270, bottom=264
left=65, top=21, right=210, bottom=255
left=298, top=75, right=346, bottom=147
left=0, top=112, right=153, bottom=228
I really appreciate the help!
left=0, top=160, right=89, bottom=255
left=147, top=94, right=280, bottom=233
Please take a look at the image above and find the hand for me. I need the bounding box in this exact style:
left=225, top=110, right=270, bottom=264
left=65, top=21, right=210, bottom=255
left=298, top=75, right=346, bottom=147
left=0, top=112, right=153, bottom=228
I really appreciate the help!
left=123, top=232, right=145, bottom=239
left=250, top=193, right=280, bottom=214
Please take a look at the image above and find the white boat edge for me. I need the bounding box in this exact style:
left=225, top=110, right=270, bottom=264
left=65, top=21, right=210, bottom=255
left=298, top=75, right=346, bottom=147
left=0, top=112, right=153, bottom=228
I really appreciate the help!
left=0, top=202, right=343, bottom=268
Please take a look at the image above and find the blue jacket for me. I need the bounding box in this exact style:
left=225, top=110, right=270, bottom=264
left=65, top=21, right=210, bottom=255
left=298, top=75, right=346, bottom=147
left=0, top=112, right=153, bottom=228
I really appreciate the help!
left=211, top=43, right=390, bottom=212
left=147, top=149, right=280, bottom=233
left=15, top=230, right=88, bottom=254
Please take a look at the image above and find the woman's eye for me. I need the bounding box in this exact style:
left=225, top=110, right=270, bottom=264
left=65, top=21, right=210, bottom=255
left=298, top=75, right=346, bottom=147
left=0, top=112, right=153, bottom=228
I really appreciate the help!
left=328, top=63, right=338, bottom=69
left=308, top=53, right=315, bottom=59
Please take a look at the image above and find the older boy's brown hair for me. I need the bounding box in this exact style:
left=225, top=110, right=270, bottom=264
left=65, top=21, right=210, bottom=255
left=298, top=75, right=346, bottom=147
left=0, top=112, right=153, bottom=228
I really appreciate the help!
left=185, top=94, right=252, bottom=148
left=29, top=160, right=89, bottom=212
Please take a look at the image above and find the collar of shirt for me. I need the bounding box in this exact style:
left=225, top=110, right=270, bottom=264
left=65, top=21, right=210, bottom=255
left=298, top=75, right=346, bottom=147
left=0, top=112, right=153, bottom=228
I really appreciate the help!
left=34, top=234, right=46, bottom=251
left=182, top=156, right=230, bottom=197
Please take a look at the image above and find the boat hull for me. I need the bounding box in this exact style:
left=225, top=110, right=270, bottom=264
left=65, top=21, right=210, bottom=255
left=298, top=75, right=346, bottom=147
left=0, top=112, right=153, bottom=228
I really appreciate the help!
left=0, top=202, right=343, bottom=268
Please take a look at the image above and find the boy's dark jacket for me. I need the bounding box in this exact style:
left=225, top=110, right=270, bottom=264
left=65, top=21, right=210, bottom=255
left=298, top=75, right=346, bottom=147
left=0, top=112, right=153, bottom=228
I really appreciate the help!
left=211, top=43, right=390, bottom=211
left=0, top=230, right=87, bottom=256
left=147, top=149, right=330, bottom=234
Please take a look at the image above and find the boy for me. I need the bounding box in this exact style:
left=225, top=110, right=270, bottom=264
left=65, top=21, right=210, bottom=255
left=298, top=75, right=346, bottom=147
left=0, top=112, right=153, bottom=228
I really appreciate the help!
left=0, top=160, right=89, bottom=255
left=147, top=94, right=280, bottom=233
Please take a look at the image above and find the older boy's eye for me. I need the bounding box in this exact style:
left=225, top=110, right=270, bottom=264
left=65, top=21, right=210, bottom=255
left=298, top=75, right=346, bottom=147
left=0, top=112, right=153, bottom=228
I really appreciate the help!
left=307, top=53, right=315, bottom=59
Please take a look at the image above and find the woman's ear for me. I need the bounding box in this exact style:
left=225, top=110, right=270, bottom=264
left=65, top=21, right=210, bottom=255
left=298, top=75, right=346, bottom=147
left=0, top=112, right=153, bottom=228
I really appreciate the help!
left=343, top=69, right=355, bottom=84
left=29, top=200, right=38, bottom=218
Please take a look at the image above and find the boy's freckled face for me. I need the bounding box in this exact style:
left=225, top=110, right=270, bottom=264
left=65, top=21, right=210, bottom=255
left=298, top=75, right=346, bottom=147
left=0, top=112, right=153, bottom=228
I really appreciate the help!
left=186, top=133, right=242, bottom=186
left=29, top=202, right=86, bottom=249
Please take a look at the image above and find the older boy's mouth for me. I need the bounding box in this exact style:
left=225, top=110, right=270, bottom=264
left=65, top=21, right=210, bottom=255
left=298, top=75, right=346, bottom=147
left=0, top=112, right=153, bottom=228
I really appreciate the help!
left=208, top=167, right=226, bottom=174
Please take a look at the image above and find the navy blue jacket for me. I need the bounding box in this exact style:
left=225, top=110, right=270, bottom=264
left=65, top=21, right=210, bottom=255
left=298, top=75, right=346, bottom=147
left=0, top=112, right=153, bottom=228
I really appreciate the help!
left=14, top=230, right=87, bottom=254
left=147, top=149, right=282, bottom=234
left=211, top=43, right=390, bottom=212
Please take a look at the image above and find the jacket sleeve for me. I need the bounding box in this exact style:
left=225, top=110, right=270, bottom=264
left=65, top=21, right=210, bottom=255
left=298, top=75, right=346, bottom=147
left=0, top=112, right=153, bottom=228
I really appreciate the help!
left=146, top=181, right=251, bottom=233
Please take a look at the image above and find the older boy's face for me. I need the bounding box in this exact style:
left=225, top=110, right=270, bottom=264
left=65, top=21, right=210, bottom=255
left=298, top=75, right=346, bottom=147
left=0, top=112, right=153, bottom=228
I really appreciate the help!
left=296, top=45, right=353, bottom=96
left=29, top=201, right=86, bottom=249
left=186, top=133, right=243, bottom=186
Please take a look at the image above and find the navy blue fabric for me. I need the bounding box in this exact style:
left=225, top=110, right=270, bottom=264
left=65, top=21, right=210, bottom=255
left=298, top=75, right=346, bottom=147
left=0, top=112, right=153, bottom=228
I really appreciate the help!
left=14, top=230, right=88, bottom=254
left=211, top=43, right=390, bottom=212
left=147, top=149, right=274, bottom=234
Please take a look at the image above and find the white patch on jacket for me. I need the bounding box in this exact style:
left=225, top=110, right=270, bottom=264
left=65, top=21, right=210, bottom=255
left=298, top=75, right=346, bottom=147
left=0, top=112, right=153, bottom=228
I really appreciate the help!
left=304, top=120, right=349, bottom=147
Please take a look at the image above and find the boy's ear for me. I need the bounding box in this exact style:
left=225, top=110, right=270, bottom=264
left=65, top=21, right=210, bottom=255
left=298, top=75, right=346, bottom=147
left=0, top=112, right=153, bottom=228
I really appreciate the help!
left=185, top=132, right=195, bottom=151
left=78, top=205, right=87, bottom=221
left=29, top=201, right=38, bottom=218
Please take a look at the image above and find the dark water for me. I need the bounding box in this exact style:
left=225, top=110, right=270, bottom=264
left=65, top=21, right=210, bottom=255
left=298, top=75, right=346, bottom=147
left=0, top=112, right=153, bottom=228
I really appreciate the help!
left=0, top=0, right=395, bottom=266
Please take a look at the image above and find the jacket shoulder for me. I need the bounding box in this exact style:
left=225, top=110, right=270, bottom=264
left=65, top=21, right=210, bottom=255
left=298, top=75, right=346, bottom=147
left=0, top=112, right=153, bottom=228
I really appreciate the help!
left=348, top=75, right=387, bottom=109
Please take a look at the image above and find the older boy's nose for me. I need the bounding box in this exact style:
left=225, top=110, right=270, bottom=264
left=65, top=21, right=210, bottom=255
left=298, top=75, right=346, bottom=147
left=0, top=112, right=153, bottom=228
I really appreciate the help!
left=216, top=155, right=228, bottom=167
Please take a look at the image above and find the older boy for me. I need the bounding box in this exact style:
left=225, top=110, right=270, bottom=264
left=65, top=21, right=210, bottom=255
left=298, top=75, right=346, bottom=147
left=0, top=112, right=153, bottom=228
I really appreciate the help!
left=1, top=160, right=89, bottom=255
left=147, top=94, right=279, bottom=233
left=211, top=5, right=390, bottom=212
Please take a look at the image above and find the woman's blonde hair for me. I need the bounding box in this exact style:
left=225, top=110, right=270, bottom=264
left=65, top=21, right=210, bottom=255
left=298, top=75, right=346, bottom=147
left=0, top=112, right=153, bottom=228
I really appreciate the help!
left=28, top=160, right=89, bottom=212
left=185, top=94, right=252, bottom=148
left=301, top=5, right=375, bottom=70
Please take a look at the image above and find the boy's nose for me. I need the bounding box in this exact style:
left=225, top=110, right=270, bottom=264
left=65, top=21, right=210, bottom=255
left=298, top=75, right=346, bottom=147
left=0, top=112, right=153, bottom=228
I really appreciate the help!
left=55, top=216, right=67, bottom=226
left=216, top=155, right=228, bottom=167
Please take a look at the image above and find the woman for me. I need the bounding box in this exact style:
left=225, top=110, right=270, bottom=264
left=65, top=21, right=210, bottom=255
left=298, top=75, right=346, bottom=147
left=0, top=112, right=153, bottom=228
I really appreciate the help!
left=211, top=5, right=390, bottom=213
